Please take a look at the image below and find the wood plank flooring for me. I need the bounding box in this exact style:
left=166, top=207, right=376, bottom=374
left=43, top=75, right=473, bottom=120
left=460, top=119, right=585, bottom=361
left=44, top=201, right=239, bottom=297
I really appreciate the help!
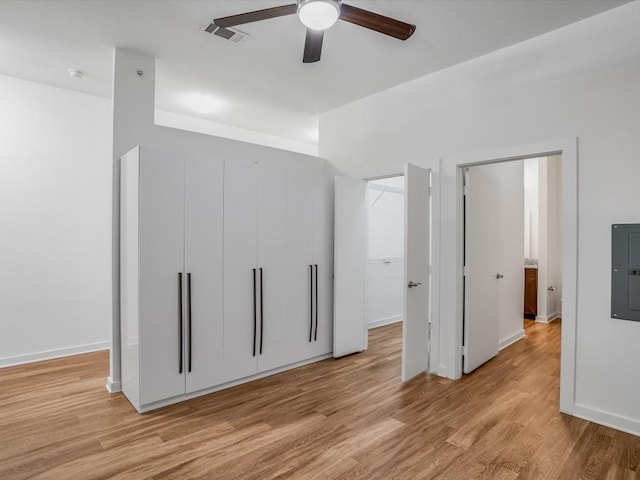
left=1, top=321, right=639, bottom=479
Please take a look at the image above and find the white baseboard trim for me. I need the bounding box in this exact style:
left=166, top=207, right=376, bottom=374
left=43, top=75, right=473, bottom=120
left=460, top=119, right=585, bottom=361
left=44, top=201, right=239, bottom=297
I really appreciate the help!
left=535, top=312, right=562, bottom=324
left=499, top=330, right=526, bottom=351
left=106, top=377, right=122, bottom=393
left=572, top=403, right=640, bottom=437
left=0, top=341, right=110, bottom=368
left=368, top=315, right=402, bottom=329
left=133, top=353, right=333, bottom=413
left=439, top=365, right=454, bottom=379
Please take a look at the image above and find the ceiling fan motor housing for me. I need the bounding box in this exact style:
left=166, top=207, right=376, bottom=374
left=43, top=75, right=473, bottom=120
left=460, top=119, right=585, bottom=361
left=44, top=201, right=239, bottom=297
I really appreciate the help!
left=297, top=0, right=342, bottom=31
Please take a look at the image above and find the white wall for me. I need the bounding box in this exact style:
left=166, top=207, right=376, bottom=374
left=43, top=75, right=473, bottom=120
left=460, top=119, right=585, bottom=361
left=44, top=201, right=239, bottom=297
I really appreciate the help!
left=367, top=178, right=404, bottom=327
left=0, top=69, right=320, bottom=369
left=0, top=74, right=112, bottom=366
left=155, top=110, right=318, bottom=157
left=320, top=2, right=640, bottom=434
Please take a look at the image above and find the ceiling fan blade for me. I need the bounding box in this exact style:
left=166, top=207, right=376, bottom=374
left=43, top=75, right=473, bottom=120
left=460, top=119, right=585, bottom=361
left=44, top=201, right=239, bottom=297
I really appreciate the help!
left=303, top=29, right=324, bottom=63
left=214, top=4, right=297, bottom=28
left=339, top=4, right=416, bottom=40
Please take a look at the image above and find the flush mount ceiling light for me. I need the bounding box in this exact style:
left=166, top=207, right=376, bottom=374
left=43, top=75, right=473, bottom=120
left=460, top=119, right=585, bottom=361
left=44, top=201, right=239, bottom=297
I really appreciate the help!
left=185, top=93, right=226, bottom=114
left=297, top=0, right=341, bottom=31
left=211, top=1, right=415, bottom=63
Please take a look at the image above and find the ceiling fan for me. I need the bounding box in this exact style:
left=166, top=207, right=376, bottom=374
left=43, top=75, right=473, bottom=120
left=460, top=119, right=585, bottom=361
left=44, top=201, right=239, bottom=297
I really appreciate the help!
left=212, top=0, right=416, bottom=63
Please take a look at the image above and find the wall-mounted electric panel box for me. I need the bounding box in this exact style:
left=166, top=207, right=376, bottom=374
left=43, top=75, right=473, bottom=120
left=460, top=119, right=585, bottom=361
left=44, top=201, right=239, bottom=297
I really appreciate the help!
left=611, top=224, right=640, bottom=321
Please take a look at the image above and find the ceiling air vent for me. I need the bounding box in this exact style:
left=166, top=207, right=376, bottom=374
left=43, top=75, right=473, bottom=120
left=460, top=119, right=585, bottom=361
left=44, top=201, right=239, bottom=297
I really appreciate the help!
left=203, top=22, right=249, bottom=43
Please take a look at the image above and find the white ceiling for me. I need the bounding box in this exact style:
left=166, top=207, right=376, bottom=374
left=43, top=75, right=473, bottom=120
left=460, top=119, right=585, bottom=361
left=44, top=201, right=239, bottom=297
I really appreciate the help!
left=0, top=0, right=629, bottom=143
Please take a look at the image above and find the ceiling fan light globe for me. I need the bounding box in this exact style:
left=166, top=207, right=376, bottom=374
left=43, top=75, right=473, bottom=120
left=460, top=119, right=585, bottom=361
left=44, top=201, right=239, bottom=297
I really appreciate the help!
left=298, top=0, right=341, bottom=31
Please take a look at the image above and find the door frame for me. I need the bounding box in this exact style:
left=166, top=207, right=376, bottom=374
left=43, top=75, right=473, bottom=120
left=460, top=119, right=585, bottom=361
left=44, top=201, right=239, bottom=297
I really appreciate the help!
left=364, top=170, right=433, bottom=377
left=439, top=138, right=578, bottom=414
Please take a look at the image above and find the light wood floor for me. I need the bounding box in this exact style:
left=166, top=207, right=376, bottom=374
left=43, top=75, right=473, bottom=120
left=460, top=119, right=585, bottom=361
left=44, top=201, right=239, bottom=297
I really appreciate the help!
left=1, top=321, right=638, bottom=479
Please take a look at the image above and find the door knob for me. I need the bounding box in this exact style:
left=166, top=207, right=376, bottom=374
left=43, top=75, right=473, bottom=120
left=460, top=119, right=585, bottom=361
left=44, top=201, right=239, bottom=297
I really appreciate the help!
left=496, top=273, right=504, bottom=279
left=408, top=281, right=422, bottom=288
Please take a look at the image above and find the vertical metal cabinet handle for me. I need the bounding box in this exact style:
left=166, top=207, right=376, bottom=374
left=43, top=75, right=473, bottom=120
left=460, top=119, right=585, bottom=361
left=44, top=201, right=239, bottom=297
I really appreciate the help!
left=178, top=273, right=183, bottom=374
left=314, top=264, right=319, bottom=341
left=309, top=265, right=313, bottom=342
left=259, top=268, right=264, bottom=355
left=253, top=269, right=257, bottom=357
left=187, top=273, right=192, bottom=373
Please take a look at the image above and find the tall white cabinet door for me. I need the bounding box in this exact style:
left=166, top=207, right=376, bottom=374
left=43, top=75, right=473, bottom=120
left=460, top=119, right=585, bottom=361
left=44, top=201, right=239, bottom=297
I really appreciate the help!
left=256, top=160, right=292, bottom=372
left=138, top=148, right=185, bottom=405
left=223, top=161, right=259, bottom=382
left=185, top=156, right=225, bottom=393
left=311, top=164, right=334, bottom=357
left=333, top=175, right=367, bottom=358
left=285, top=161, right=316, bottom=364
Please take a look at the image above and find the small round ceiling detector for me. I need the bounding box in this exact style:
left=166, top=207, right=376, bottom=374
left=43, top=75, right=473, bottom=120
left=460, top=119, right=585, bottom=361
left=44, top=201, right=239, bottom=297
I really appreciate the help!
left=68, top=68, right=84, bottom=79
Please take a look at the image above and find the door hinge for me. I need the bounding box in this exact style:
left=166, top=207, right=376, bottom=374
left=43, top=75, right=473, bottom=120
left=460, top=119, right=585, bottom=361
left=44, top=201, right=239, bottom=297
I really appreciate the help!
left=462, top=345, right=468, bottom=356
left=463, top=169, right=470, bottom=196
left=463, top=265, right=468, bottom=276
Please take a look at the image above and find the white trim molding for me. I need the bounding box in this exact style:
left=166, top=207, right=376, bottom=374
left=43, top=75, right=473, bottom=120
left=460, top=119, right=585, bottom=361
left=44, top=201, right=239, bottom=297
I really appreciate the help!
left=134, top=353, right=333, bottom=413
left=0, top=341, right=110, bottom=368
left=106, top=377, right=122, bottom=393
left=536, top=313, right=562, bottom=324
left=573, top=404, right=640, bottom=437
left=499, top=330, right=526, bottom=351
left=368, top=315, right=403, bottom=329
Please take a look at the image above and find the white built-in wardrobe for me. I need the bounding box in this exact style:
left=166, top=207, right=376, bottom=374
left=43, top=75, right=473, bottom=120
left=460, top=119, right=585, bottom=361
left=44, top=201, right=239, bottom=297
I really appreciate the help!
left=120, top=145, right=334, bottom=412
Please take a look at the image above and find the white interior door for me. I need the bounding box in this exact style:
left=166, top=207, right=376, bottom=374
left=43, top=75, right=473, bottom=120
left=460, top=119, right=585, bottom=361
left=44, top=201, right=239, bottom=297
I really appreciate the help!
left=463, top=167, right=501, bottom=374
left=333, top=175, right=367, bottom=357
left=402, top=164, right=431, bottom=381
left=487, top=162, right=525, bottom=348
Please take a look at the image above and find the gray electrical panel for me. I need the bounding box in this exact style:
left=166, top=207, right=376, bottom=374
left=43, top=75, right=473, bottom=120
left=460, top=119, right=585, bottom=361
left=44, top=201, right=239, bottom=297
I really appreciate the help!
left=611, top=224, right=640, bottom=321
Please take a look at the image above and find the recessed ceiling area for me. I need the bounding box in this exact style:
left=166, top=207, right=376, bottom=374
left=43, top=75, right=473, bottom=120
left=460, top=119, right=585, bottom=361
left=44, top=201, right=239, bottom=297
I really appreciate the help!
left=0, top=0, right=629, bottom=144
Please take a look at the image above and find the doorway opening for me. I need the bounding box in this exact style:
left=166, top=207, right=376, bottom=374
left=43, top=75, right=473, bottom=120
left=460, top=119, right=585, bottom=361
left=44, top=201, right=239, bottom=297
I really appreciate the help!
left=366, top=175, right=405, bottom=331
left=461, top=155, right=563, bottom=376
left=333, top=165, right=431, bottom=382
left=523, top=156, right=563, bottom=329
left=365, top=175, right=405, bottom=367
